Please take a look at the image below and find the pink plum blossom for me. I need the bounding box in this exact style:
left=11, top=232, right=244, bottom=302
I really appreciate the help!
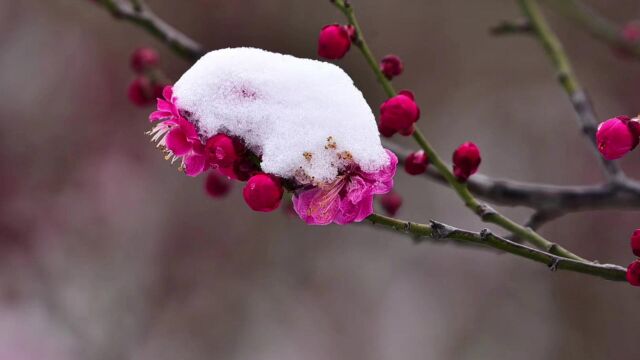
left=292, top=149, right=397, bottom=225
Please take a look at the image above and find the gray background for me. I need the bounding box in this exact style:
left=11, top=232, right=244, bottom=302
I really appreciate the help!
left=0, top=0, right=639, bottom=359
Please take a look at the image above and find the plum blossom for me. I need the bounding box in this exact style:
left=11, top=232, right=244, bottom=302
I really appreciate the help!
left=293, top=150, right=397, bottom=225
left=148, top=86, right=207, bottom=176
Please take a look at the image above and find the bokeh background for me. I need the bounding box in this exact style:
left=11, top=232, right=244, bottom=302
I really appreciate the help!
left=1, top=0, right=640, bottom=359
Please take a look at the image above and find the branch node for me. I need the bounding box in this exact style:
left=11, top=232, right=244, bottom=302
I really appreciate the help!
left=480, top=228, right=492, bottom=240
left=548, top=258, right=560, bottom=272
left=478, top=204, right=497, bottom=220
left=429, top=220, right=452, bottom=240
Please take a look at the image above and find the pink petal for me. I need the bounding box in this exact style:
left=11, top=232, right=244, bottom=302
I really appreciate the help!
left=293, top=185, right=342, bottom=225
left=166, top=129, right=191, bottom=156
left=184, top=152, right=207, bottom=177
left=162, top=85, right=173, bottom=101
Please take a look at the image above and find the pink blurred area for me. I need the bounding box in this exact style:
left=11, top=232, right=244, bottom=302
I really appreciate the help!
left=1, top=0, right=640, bottom=359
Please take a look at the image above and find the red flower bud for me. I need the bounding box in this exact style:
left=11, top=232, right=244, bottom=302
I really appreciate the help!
left=631, top=229, right=640, bottom=257
left=127, top=76, right=163, bottom=106
left=243, top=174, right=284, bottom=212
left=205, top=134, right=241, bottom=168
left=318, top=24, right=352, bottom=59
left=378, top=122, right=396, bottom=138
left=452, top=142, right=481, bottom=182
left=380, top=54, right=404, bottom=80
left=404, top=150, right=429, bottom=175
left=596, top=116, right=640, bottom=160
left=205, top=171, right=231, bottom=198
left=130, top=47, right=159, bottom=74
left=380, top=191, right=403, bottom=216
left=379, top=91, right=420, bottom=133
left=626, top=259, right=640, bottom=286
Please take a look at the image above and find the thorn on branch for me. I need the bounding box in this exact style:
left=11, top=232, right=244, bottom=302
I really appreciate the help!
left=548, top=257, right=560, bottom=272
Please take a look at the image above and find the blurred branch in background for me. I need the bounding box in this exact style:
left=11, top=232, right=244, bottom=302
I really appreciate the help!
left=95, top=0, right=204, bottom=61
left=548, top=0, right=640, bottom=60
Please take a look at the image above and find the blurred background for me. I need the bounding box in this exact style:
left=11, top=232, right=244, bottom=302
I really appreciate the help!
left=1, top=0, right=640, bottom=359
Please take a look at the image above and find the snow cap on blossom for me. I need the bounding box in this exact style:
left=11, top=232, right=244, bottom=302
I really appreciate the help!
left=379, top=90, right=420, bottom=135
left=171, top=47, right=389, bottom=183
left=452, top=142, right=481, bottom=182
left=596, top=116, right=640, bottom=160
left=318, top=24, right=353, bottom=59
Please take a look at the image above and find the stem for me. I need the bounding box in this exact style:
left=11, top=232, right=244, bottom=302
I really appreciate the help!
left=332, top=0, right=584, bottom=261
left=367, top=213, right=626, bottom=281
left=516, top=0, right=623, bottom=182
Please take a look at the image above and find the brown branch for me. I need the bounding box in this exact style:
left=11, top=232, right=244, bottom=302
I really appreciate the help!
left=95, top=0, right=205, bottom=61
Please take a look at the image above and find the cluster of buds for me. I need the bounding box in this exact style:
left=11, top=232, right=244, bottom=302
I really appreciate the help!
left=127, top=47, right=167, bottom=106
left=626, top=230, right=640, bottom=286
left=596, top=115, right=640, bottom=160
left=317, top=24, right=355, bottom=59
left=149, top=86, right=284, bottom=211
left=379, top=91, right=420, bottom=137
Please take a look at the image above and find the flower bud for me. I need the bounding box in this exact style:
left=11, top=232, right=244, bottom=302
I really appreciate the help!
left=205, top=171, right=231, bottom=198
left=127, top=76, right=162, bottom=106
left=318, top=24, right=352, bottom=59
left=130, top=47, right=159, bottom=74
left=378, top=123, right=396, bottom=138
left=205, top=134, right=241, bottom=168
left=380, top=191, right=402, bottom=216
left=380, top=54, right=403, bottom=80
left=626, top=259, right=640, bottom=286
left=631, top=229, right=640, bottom=257
left=379, top=91, right=420, bottom=133
left=452, top=142, right=481, bottom=182
left=404, top=150, right=429, bottom=175
left=243, top=173, right=284, bottom=212
left=596, top=116, right=640, bottom=160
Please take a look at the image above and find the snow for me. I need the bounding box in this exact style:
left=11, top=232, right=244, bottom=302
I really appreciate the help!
left=172, top=47, right=388, bottom=184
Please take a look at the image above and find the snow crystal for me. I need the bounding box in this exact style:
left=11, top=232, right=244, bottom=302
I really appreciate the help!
left=172, top=47, right=388, bottom=184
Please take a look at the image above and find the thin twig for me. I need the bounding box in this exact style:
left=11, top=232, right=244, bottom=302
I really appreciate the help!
left=516, top=0, right=624, bottom=183
left=367, top=213, right=627, bottom=282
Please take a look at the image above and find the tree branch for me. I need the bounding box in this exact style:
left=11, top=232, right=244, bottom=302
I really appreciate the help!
left=367, top=213, right=627, bottom=282
left=516, top=0, right=624, bottom=183
left=95, top=0, right=205, bottom=61
left=385, top=141, right=640, bottom=213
